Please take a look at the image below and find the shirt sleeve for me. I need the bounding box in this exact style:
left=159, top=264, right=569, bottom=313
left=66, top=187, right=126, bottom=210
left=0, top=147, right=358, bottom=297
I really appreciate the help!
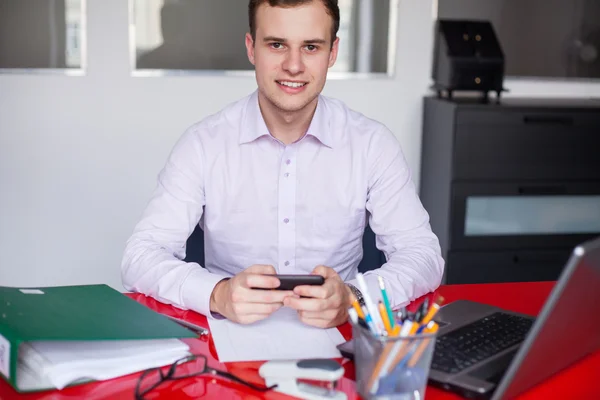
left=121, top=124, right=228, bottom=318
left=347, top=125, right=445, bottom=309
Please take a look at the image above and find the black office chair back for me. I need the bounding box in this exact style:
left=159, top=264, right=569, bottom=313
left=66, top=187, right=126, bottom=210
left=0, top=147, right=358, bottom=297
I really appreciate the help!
left=184, top=225, right=384, bottom=273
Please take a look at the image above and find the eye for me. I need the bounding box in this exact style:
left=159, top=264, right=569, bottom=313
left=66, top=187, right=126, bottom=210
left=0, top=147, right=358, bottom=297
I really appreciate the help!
left=305, top=45, right=318, bottom=52
left=270, top=42, right=283, bottom=49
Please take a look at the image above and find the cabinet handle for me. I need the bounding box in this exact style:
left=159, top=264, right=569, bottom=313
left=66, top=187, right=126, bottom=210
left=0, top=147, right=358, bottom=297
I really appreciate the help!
left=522, top=115, right=574, bottom=125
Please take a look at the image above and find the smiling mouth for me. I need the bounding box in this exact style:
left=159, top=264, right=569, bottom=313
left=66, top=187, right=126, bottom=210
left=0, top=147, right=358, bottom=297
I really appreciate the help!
left=276, top=80, right=307, bottom=88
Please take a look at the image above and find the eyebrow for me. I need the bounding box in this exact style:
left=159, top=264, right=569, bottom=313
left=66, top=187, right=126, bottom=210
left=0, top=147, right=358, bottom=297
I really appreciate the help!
left=262, top=36, right=328, bottom=45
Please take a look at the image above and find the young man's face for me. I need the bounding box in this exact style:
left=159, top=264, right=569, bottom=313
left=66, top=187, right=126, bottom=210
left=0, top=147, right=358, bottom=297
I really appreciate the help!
left=246, top=1, right=339, bottom=114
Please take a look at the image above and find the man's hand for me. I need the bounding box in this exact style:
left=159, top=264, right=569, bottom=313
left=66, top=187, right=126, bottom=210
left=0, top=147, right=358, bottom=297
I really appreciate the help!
left=283, top=265, right=352, bottom=328
left=210, top=264, right=294, bottom=324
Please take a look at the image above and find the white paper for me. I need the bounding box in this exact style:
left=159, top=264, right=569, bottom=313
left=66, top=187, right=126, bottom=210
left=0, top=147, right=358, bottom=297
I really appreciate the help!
left=19, top=289, right=44, bottom=294
left=0, top=333, right=10, bottom=378
left=19, top=339, right=190, bottom=390
left=208, top=307, right=346, bottom=362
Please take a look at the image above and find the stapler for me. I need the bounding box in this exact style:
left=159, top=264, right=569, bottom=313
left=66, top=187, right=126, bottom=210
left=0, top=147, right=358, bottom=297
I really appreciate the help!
left=259, top=359, right=347, bottom=400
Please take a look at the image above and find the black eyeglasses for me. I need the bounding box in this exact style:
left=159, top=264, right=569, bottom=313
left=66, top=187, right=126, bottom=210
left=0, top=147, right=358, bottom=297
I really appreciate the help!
left=134, top=354, right=277, bottom=400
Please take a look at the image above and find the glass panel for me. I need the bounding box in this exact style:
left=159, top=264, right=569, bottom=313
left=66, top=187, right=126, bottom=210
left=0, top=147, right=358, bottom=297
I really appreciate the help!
left=0, top=0, right=85, bottom=70
left=437, top=0, right=600, bottom=79
left=465, top=196, right=600, bottom=236
left=131, top=0, right=396, bottom=74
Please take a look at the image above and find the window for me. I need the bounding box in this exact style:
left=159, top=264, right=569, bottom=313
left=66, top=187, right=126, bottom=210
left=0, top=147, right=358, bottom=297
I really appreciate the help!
left=0, top=0, right=85, bottom=72
left=131, top=0, right=397, bottom=75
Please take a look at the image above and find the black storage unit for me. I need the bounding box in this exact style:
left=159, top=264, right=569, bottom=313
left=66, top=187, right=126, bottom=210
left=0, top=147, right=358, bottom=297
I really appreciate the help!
left=420, top=96, right=600, bottom=284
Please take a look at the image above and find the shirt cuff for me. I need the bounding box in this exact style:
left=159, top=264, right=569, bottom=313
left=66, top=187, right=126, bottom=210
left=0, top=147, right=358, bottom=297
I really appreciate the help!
left=180, top=267, right=229, bottom=319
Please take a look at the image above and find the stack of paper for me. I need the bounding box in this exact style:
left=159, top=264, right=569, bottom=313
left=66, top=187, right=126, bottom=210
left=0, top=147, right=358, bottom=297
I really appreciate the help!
left=209, top=307, right=346, bottom=362
left=16, top=339, right=190, bottom=391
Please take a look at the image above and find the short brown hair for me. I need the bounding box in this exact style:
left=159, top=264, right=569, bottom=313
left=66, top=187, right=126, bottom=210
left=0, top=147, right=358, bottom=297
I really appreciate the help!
left=248, top=0, right=340, bottom=45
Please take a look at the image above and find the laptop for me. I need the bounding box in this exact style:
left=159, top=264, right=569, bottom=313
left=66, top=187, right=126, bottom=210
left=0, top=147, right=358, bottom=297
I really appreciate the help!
left=338, top=236, right=600, bottom=399
left=428, top=236, right=600, bottom=399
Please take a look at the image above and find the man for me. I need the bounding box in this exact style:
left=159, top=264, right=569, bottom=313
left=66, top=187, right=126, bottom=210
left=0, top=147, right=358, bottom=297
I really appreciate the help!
left=122, top=0, right=444, bottom=329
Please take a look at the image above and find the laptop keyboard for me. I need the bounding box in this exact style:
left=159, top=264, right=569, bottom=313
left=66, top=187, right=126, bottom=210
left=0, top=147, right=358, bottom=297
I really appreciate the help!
left=431, top=312, right=534, bottom=374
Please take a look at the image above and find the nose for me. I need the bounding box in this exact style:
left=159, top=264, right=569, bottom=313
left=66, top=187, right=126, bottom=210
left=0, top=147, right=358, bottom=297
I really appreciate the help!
left=282, top=48, right=305, bottom=75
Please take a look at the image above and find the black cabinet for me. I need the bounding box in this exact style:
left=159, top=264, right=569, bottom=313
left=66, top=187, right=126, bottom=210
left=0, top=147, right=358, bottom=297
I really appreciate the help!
left=420, top=97, right=600, bottom=284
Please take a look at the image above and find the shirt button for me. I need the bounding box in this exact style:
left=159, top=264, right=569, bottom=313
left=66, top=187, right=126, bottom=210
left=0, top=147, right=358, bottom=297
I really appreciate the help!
left=284, top=261, right=290, bottom=266
left=286, top=159, right=291, bottom=165
left=284, top=173, right=290, bottom=178
left=283, top=218, right=289, bottom=224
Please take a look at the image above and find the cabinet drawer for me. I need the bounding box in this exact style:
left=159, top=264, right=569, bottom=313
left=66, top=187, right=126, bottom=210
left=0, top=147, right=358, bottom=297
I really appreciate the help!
left=446, top=249, right=569, bottom=284
left=453, top=110, right=600, bottom=181
left=448, top=181, right=600, bottom=251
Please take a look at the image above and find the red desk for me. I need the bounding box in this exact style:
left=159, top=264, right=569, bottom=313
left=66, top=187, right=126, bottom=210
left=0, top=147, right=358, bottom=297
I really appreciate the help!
left=2, top=281, right=598, bottom=399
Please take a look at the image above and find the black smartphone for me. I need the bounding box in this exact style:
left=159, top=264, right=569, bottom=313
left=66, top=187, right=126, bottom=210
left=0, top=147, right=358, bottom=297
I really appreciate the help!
left=271, top=274, right=325, bottom=290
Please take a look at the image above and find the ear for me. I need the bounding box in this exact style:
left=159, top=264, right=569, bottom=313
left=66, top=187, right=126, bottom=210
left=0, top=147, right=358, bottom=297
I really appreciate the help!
left=328, top=36, right=340, bottom=68
left=245, top=32, right=256, bottom=65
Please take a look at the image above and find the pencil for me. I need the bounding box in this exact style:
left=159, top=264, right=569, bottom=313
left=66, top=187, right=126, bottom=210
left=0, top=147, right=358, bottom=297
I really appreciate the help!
left=380, top=321, right=420, bottom=377
left=421, top=295, right=445, bottom=326
left=367, top=321, right=416, bottom=394
left=378, top=276, right=395, bottom=330
left=408, top=322, right=439, bottom=367
left=379, top=300, right=393, bottom=335
left=350, top=293, right=365, bottom=320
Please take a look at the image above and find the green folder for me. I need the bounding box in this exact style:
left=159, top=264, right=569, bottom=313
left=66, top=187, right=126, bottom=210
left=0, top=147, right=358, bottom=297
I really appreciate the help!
left=0, top=284, right=197, bottom=392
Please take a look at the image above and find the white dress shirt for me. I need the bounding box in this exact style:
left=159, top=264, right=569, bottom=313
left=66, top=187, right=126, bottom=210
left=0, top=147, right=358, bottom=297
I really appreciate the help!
left=121, top=90, right=444, bottom=318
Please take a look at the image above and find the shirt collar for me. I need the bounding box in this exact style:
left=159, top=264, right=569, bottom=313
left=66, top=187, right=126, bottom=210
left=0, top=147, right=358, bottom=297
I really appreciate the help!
left=305, top=96, right=332, bottom=148
left=239, top=90, right=333, bottom=148
left=239, top=91, right=271, bottom=145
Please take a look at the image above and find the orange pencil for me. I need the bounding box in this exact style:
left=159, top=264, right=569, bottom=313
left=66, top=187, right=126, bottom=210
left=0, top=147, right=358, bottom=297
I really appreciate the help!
left=350, top=293, right=365, bottom=320
left=379, top=301, right=393, bottom=335
left=381, top=321, right=421, bottom=376
left=408, top=322, right=439, bottom=367
left=420, top=295, right=445, bottom=326
left=367, top=320, right=418, bottom=394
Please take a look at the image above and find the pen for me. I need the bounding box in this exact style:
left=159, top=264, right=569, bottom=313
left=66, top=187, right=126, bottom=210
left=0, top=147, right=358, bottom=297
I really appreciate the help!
left=164, top=315, right=209, bottom=336
left=357, top=317, right=370, bottom=331
left=378, top=301, right=393, bottom=335
left=348, top=307, right=360, bottom=325
left=414, top=298, right=429, bottom=323
left=355, top=273, right=385, bottom=335
left=361, top=305, right=378, bottom=334
left=377, top=276, right=395, bottom=330
left=395, top=307, right=406, bottom=325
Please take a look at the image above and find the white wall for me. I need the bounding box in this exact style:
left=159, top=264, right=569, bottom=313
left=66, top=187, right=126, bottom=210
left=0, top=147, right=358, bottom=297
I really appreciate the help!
left=1, top=0, right=600, bottom=291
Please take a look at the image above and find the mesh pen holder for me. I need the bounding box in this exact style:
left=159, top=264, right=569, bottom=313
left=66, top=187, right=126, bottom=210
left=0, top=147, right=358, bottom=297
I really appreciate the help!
left=352, top=321, right=438, bottom=400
